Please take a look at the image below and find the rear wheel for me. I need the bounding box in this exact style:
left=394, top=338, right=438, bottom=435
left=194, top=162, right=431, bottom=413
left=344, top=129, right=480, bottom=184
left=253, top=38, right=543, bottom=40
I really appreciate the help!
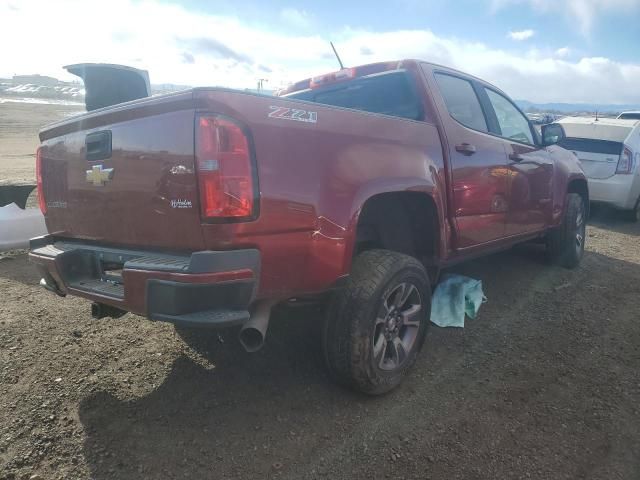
left=547, top=193, right=586, bottom=269
left=323, top=249, right=430, bottom=395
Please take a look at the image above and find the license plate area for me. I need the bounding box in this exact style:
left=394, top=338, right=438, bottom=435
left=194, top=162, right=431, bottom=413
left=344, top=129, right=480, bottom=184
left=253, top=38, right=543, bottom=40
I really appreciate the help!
left=100, top=260, right=124, bottom=286
left=59, top=250, right=128, bottom=299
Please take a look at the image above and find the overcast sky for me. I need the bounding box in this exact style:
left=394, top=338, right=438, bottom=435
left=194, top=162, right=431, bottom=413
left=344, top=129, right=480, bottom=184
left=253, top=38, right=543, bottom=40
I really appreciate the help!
left=2, top=0, right=640, bottom=104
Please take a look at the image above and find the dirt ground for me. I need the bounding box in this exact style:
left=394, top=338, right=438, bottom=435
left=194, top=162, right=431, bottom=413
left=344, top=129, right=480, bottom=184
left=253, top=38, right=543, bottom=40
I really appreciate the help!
left=0, top=100, right=82, bottom=186
left=0, top=207, right=638, bottom=480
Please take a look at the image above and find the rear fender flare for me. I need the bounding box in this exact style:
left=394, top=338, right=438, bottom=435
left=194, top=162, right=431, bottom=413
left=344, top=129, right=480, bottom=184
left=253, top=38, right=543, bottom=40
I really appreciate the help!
left=341, top=177, right=446, bottom=274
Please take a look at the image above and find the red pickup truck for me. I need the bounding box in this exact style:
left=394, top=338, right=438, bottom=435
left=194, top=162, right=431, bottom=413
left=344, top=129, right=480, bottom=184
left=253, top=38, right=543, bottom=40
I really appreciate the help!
left=30, top=60, right=588, bottom=394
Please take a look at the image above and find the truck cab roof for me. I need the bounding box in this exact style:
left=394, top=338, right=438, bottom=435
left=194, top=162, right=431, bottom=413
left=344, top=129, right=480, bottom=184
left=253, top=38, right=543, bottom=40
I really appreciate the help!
left=279, top=59, right=507, bottom=99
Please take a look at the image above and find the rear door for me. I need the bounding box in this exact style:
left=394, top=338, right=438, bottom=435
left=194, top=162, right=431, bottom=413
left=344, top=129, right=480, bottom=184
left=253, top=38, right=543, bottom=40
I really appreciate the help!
left=424, top=66, right=508, bottom=249
left=480, top=87, right=554, bottom=235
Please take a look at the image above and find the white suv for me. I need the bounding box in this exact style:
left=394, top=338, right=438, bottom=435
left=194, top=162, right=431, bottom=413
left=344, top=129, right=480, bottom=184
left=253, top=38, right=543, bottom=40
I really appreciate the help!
left=557, top=117, right=640, bottom=221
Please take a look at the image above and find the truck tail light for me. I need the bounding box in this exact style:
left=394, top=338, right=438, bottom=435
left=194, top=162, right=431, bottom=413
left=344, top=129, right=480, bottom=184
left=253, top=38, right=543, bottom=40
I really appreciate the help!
left=36, top=147, right=47, bottom=215
left=616, top=147, right=634, bottom=174
left=195, top=115, right=256, bottom=220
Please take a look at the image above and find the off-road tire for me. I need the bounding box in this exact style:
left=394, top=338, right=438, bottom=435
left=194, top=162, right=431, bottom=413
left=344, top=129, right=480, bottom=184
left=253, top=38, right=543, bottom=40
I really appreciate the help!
left=547, top=193, right=586, bottom=269
left=323, top=249, right=431, bottom=395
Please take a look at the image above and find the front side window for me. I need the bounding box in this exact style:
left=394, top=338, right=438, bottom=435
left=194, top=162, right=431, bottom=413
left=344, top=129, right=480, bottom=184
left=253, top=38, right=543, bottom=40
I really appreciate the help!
left=434, top=73, right=488, bottom=132
left=485, top=89, right=534, bottom=144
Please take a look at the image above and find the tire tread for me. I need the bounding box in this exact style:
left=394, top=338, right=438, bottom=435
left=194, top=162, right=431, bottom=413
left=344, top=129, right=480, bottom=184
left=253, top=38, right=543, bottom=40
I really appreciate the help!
left=323, top=249, right=429, bottom=395
left=547, top=193, right=584, bottom=269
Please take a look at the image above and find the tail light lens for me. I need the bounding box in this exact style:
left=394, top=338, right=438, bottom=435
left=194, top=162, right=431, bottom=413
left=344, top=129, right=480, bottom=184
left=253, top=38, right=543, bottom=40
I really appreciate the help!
left=35, top=147, right=47, bottom=215
left=616, top=147, right=634, bottom=174
left=195, top=115, right=255, bottom=220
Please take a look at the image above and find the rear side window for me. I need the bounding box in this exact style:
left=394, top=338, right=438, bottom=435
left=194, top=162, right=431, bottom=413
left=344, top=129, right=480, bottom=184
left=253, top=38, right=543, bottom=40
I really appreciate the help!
left=434, top=73, right=487, bottom=132
left=558, top=137, right=624, bottom=155
left=286, top=72, right=422, bottom=120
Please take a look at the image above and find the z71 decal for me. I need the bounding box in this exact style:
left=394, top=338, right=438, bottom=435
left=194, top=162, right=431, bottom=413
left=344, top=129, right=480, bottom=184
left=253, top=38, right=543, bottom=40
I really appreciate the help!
left=268, top=106, right=317, bottom=123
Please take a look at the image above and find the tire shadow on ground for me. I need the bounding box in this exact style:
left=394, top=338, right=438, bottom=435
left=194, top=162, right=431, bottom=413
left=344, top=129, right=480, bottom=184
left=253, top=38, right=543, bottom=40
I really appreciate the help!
left=77, top=305, right=370, bottom=479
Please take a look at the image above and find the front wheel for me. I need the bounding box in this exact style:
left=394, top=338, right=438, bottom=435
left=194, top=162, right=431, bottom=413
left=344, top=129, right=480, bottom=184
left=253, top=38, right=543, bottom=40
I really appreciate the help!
left=323, top=249, right=430, bottom=395
left=546, top=193, right=586, bottom=269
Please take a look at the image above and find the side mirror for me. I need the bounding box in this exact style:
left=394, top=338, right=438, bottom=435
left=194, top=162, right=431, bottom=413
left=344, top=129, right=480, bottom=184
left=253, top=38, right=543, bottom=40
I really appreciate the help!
left=541, top=123, right=566, bottom=146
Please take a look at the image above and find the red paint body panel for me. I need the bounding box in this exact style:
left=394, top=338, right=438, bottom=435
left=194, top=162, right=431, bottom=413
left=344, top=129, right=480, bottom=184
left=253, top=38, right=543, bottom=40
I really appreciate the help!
left=40, top=93, right=205, bottom=251
left=422, top=65, right=509, bottom=248
left=503, top=142, right=555, bottom=236
left=34, top=59, right=587, bottom=312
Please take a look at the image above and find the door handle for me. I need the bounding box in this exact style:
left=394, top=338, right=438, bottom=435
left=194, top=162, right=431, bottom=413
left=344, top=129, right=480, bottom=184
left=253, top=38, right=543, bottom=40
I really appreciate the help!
left=455, top=143, right=477, bottom=156
left=509, top=152, right=524, bottom=162
left=85, top=130, right=112, bottom=161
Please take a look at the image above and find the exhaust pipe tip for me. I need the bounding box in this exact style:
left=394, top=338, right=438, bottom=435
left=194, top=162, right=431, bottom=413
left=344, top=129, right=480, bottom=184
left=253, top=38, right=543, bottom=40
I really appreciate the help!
left=238, top=299, right=277, bottom=353
left=238, top=328, right=265, bottom=353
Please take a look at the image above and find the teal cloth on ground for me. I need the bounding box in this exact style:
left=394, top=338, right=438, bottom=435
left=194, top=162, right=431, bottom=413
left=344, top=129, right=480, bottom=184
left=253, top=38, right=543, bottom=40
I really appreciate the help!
left=430, top=274, right=486, bottom=328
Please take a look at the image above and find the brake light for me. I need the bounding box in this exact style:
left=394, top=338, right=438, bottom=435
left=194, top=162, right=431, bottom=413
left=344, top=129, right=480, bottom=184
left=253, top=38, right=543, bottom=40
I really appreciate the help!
left=195, top=115, right=255, bottom=219
left=309, top=68, right=356, bottom=89
left=616, top=147, right=634, bottom=174
left=35, top=147, right=47, bottom=215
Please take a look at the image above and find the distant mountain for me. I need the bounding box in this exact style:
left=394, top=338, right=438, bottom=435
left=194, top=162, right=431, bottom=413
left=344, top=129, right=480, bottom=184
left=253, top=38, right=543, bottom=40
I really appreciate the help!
left=515, top=100, right=640, bottom=114
left=0, top=75, right=192, bottom=104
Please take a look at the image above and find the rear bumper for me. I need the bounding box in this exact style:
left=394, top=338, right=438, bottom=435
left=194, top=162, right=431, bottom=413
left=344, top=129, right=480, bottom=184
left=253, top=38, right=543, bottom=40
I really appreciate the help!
left=28, top=236, right=260, bottom=328
left=588, top=174, right=640, bottom=210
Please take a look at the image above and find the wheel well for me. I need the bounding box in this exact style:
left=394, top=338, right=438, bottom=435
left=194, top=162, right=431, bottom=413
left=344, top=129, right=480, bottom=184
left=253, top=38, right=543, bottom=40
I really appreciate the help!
left=568, top=179, right=589, bottom=217
left=354, top=192, right=440, bottom=270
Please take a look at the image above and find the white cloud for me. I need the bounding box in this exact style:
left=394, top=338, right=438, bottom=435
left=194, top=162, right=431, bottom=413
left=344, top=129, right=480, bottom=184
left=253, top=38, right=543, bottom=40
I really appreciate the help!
left=555, top=47, right=571, bottom=58
left=508, top=29, right=535, bottom=40
left=280, top=8, right=311, bottom=28
left=492, top=0, right=640, bottom=35
left=1, top=0, right=639, bottom=104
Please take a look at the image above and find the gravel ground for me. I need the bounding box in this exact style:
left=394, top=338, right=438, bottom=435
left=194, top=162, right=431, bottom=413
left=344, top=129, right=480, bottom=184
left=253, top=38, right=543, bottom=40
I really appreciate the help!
left=1, top=209, right=639, bottom=480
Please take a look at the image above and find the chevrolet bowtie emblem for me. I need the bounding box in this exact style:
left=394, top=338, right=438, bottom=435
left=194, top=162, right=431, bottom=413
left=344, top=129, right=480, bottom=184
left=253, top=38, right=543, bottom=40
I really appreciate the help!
left=86, top=165, right=114, bottom=186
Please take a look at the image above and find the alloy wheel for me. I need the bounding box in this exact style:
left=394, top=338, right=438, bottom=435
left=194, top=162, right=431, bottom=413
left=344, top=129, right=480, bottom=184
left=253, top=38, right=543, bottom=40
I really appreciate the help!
left=575, top=202, right=586, bottom=253
left=372, top=282, right=423, bottom=371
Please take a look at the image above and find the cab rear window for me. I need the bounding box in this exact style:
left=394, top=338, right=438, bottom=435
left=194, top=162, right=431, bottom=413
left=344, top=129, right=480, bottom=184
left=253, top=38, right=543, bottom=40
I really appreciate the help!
left=285, top=71, right=423, bottom=121
left=558, top=137, right=624, bottom=155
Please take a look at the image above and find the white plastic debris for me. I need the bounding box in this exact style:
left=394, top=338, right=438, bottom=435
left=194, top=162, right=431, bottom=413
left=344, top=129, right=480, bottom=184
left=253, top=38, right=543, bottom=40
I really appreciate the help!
left=0, top=203, right=47, bottom=251
left=430, top=274, right=487, bottom=328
